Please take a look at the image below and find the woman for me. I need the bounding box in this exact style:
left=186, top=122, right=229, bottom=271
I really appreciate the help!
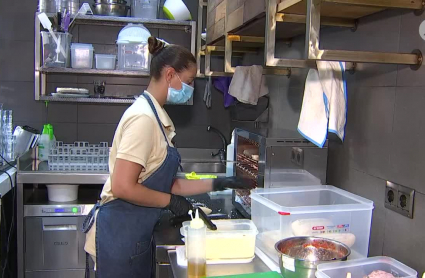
left=82, top=37, right=253, bottom=278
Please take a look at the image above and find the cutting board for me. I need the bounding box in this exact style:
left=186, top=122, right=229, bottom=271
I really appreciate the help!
left=209, top=272, right=281, bottom=278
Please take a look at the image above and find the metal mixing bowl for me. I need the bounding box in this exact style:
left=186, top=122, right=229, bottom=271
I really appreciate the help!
left=94, top=0, right=127, bottom=5
left=275, top=237, right=351, bottom=278
left=92, top=3, right=130, bottom=17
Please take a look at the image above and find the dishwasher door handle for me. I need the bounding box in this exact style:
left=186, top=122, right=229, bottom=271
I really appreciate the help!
left=43, top=224, right=77, bottom=231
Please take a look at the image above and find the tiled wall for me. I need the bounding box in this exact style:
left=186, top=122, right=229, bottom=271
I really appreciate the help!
left=0, top=0, right=232, bottom=150
left=323, top=10, right=425, bottom=273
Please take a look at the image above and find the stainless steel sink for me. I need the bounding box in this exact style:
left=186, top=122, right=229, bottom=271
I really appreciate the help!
left=179, top=162, right=225, bottom=173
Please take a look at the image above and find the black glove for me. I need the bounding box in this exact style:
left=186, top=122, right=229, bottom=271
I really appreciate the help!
left=213, top=176, right=256, bottom=192
left=166, top=194, right=193, bottom=217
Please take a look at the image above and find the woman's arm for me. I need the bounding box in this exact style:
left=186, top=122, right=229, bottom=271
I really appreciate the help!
left=171, top=179, right=213, bottom=196
left=111, top=158, right=171, bottom=207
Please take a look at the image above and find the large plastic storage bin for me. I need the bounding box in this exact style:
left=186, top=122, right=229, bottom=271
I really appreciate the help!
left=316, top=256, right=417, bottom=278
left=268, top=169, right=321, bottom=188
left=180, top=219, right=258, bottom=260
left=251, top=186, right=374, bottom=265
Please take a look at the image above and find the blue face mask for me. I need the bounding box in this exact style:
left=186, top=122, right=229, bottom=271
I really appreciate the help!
left=167, top=74, right=194, bottom=104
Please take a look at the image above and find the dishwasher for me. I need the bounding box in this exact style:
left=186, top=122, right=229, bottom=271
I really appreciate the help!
left=23, top=185, right=99, bottom=278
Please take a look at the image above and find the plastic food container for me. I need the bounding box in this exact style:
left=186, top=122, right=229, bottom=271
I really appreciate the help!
left=251, top=185, right=374, bottom=265
left=95, top=54, right=116, bottom=69
left=46, top=184, right=79, bottom=202
left=181, top=219, right=258, bottom=260
left=316, top=256, right=418, bottom=278
left=117, top=24, right=151, bottom=71
left=268, top=169, right=321, bottom=188
left=71, top=43, right=94, bottom=69
left=131, top=0, right=158, bottom=19
left=41, top=31, right=72, bottom=68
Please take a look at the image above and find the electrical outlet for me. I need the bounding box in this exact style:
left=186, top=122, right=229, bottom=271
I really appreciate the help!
left=385, top=181, right=415, bottom=218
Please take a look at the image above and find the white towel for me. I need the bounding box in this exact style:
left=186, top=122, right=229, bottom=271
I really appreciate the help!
left=297, top=61, right=347, bottom=148
left=228, top=65, right=269, bottom=105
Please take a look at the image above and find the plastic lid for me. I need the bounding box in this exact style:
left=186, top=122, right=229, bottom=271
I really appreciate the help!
left=251, top=185, right=374, bottom=214
left=71, top=43, right=94, bottom=49
left=117, top=24, right=151, bottom=44
left=190, top=209, right=204, bottom=229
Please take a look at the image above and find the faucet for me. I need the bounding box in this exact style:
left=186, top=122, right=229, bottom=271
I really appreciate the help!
left=207, top=126, right=227, bottom=163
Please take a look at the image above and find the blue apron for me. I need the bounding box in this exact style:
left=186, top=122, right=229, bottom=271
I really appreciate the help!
left=83, top=92, right=181, bottom=278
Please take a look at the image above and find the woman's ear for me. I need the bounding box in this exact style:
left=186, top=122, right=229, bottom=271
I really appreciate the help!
left=164, top=66, right=176, bottom=84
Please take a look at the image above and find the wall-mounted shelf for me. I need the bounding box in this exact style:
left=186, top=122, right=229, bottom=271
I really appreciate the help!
left=40, top=67, right=151, bottom=77
left=35, top=12, right=196, bottom=103
left=39, top=96, right=135, bottom=104
left=200, top=0, right=423, bottom=77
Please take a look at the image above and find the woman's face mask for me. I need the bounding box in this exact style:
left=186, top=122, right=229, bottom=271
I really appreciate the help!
left=167, top=74, right=194, bottom=104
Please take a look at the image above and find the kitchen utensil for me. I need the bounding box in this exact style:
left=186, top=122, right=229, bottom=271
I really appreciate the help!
left=275, top=237, right=351, bottom=278
left=13, top=126, right=40, bottom=158
left=163, top=0, right=192, bottom=20
left=94, top=0, right=127, bottom=4
left=41, top=31, right=72, bottom=67
left=92, top=3, right=130, bottom=16
left=94, top=81, right=106, bottom=98
left=62, top=12, right=71, bottom=32
left=38, top=13, right=66, bottom=57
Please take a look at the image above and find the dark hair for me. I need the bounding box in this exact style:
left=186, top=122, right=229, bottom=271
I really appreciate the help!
left=148, top=36, right=196, bottom=80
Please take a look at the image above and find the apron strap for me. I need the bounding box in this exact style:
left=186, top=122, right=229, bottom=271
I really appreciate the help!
left=141, top=92, right=170, bottom=147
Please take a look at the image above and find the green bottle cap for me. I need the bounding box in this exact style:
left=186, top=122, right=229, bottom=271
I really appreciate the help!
left=42, top=124, right=49, bottom=135
left=48, top=125, right=54, bottom=140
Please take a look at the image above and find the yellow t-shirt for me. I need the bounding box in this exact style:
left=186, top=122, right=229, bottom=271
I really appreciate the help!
left=84, top=91, right=176, bottom=265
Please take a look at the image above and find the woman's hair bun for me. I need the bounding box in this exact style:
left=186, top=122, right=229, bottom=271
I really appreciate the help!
left=148, top=36, right=166, bottom=55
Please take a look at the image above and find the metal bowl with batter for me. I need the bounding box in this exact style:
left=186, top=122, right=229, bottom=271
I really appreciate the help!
left=275, top=237, right=351, bottom=278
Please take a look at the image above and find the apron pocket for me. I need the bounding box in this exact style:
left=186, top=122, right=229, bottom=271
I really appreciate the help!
left=129, top=239, right=153, bottom=275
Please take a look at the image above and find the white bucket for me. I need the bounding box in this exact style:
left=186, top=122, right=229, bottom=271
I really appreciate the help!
left=46, top=184, right=79, bottom=202
left=163, top=0, right=191, bottom=21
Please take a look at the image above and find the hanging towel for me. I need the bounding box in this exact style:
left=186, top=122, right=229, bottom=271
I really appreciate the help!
left=213, top=77, right=235, bottom=108
left=297, top=61, right=347, bottom=148
left=228, top=65, right=269, bottom=105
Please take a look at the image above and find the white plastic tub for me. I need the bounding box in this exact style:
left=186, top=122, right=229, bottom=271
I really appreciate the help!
left=251, top=186, right=374, bottom=265
left=95, top=54, right=116, bottom=69
left=181, top=219, right=258, bottom=261
left=71, top=43, right=94, bottom=69
left=46, top=184, right=79, bottom=202
left=316, top=256, right=417, bottom=278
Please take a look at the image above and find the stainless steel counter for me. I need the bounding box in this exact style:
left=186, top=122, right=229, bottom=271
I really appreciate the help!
left=168, top=250, right=270, bottom=278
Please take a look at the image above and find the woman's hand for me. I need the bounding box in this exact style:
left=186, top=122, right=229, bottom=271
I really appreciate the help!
left=166, top=194, right=193, bottom=217
left=212, top=176, right=256, bottom=192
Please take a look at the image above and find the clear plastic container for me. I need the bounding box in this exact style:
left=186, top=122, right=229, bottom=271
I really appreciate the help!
left=251, top=186, right=374, bottom=265
left=71, top=43, right=94, bottom=69
left=268, top=169, right=321, bottom=188
left=41, top=32, right=72, bottom=68
left=181, top=219, right=258, bottom=260
left=95, top=54, right=116, bottom=70
left=316, top=256, right=418, bottom=278
left=131, top=0, right=158, bottom=19
left=117, top=24, right=151, bottom=71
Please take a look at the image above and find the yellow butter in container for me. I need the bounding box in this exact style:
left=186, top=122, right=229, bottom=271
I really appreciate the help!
left=181, top=219, right=258, bottom=261
left=185, top=172, right=217, bottom=180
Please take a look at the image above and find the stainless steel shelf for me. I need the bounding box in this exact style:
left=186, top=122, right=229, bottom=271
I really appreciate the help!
left=39, top=67, right=151, bottom=77
left=45, top=13, right=194, bottom=30
left=39, top=96, right=135, bottom=104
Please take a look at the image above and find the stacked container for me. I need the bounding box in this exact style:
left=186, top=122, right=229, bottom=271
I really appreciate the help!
left=71, top=43, right=94, bottom=69
left=251, top=186, right=374, bottom=266
left=117, top=24, right=151, bottom=71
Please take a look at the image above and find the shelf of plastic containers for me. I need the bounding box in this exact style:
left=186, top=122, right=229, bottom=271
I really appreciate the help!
left=39, top=96, right=135, bottom=104
left=40, top=67, right=151, bottom=77
left=251, top=185, right=374, bottom=267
